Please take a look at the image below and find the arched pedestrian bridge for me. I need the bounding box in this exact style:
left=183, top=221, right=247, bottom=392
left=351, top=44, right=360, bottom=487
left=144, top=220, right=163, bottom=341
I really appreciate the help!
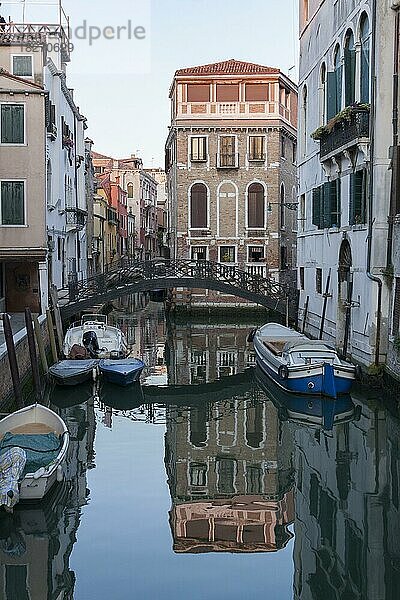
left=58, top=259, right=298, bottom=320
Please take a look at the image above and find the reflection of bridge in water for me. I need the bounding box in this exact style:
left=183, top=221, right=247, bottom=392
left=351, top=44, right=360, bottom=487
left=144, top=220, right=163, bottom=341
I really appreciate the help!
left=59, top=259, right=298, bottom=320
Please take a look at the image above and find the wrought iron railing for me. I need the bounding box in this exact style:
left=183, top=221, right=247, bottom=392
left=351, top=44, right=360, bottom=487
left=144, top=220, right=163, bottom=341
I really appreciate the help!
left=320, top=110, right=370, bottom=159
left=65, top=207, right=86, bottom=229
left=59, top=258, right=297, bottom=316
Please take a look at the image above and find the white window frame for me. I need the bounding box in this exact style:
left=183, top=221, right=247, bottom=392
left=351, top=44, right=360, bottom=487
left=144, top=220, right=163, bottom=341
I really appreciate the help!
left=0, top=102, right=26, bottom=146
left=217, top=134, right=238, bottom=168
left=188, top=135, right=208, bottom=163
left=188, top=181, right=210, bottom=230
left=218, top=244, right=237, bottom=264
left=190, top=245, right=209, bottom=261
left=247, top=134, right=267, bottom=163
left=245, top=180, right=267, bottom=230
left=11, top=54, right=34, bottom=78
left=0, top=179, right=27, bottom=227
left=247, top=244, right=266, bottom=263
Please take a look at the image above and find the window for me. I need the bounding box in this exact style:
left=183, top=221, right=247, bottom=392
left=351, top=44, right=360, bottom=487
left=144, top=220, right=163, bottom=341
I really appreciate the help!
left=190, top=183, right=207, bottom=228
left=12, top=55, right=33, bottom=77
left=280, top=246, right=288, bottom=270
left=344, top=30, right=356, bottom=106
left=190, top=136, right=207, bottom=161
left=292, top=142, right=297, bottom=164
left=248, top=136, right=265, bottom=161
left=281, top=136, right=286, bottom=158
left=299, top=266, right=305, bottom=290
left=246, top=465, right=262, bottom=494
left=219, top=246, right=235, bottom=263
left=216, top=84, right=239, bottom=102
left=248, top=246, right=264, bottom=262
left=46, top=159, right=52, bottom=206
left=300, top=193, right=306, bottom=231
left=280, top=183, right=286, bottom=228
left=312, top=181, right=341, bottom=229
left=1, top=181, right=25, bottom=225
left=349, top=170, right=367, bottom=225
left=245, top=84, right=269, bottom=101
left=360, top=14, right=370, bottom=103
left=302, top=86, right=307, bottom=155
left=127, top=183, right=134, bottom=198
left=187, top=84, right=210, bottom=102
left=320, top=63, right=327, bottom=125
left=1, top=104, right=24, bottom=144
left=191, top=246, right=207, bottom=260
left=216, top=458, right=236, bottom=494
left=327, top=45, right=342, bottom=119
left=219, top=136, right=237, bottom=167
left=189, top=463, right=207, bottom=487
left=316, top=268, right=322, bottom=294
left=304, top=0, right=309, bottom=22
left=247, top=183, right=265, bottom=228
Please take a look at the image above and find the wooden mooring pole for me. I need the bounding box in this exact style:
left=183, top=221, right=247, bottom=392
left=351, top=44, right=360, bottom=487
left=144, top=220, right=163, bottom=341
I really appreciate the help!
left=302, top=296, right=309, bottom=334
left=46, top=309, right=58, bottom=364
left=2, top=313, right=23, bottom=408
left=33, top=314, right=48, bottom=373
left=24, top=308, right=42, bottom=402
left=319, top=269, right=331, bottom=340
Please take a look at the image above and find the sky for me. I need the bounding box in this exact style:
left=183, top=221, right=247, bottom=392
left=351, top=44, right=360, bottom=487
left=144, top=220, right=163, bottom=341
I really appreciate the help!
left=2, top=0, right=299, bottom=167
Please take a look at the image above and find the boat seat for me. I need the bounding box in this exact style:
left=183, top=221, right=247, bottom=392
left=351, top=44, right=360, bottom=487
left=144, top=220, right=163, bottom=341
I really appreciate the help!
left=8, top=423, right=56, bottom=435
left=262, top=340, right=286, bottom=355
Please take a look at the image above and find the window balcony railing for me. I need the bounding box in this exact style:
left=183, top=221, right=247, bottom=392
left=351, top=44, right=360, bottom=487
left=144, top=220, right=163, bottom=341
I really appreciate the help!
left=176, top=101, right=291, bottom=122
left=65, top=207, right=86, bottom=230
left=217, top=153, right=239, bottom=168
left=107, top=209, right=118, bottom=225
left=320, top=109, right=370, bottom=160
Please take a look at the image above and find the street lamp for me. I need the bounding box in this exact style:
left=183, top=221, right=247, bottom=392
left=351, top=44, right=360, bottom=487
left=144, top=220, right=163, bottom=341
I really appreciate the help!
left=267, top=202, right=298, bottom=212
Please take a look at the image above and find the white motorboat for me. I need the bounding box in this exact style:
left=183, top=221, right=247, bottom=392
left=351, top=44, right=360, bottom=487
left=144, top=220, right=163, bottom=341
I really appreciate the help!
left=63, top=314, right=128, bottom=360
left=0, top=404, right=69, bottom=509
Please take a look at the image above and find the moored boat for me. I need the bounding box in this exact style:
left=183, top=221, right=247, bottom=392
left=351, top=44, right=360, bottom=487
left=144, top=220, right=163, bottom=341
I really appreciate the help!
left=251, top=323, right=356, bottom=398
left=255, top=366, right=360, bottom=430
left=63, top=314, right=128, bottom=360
left=0, top=404, right=69, bottom=510
left=48, top=359, right=99, bottom=386
left=99, top=358, right=145, bottom=386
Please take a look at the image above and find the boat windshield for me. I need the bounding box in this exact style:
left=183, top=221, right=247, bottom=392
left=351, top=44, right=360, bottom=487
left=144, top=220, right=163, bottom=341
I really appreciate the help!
left=81, top=314, right=107, bottom=325
left=288, top=350, right=338, bottom=366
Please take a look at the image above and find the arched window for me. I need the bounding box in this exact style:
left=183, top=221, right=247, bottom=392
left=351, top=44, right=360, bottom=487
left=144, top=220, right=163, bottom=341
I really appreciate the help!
left=247, top=183, right=265, bottom=228
left=127, top=183, right=134, bottom=199
left=190, top=183, right=208, bottom=228
left=280, top=183, right=286, bottom=228
left=360, top=13, right=370, bottom=103
left=46, top=159, right=52, bottom=206
left=218, top=181, right=237, bottom=237
left=344, top=30, right=355, bottom=106
left=302, top=85, right=307, bottom=155
left=320, top=63, right=327, bottom=125
left=334, top=45, right=342, bottom=114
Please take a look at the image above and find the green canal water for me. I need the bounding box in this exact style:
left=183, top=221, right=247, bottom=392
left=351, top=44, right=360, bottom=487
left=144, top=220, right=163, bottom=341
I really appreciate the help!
left=1, top=302, right=399, bottom=599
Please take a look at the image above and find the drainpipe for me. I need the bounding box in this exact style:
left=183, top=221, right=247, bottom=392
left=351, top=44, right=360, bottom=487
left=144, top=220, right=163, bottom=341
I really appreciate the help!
left=366, top=0, right=383, bottom=366
left=386, top=2, right=400, bottom=268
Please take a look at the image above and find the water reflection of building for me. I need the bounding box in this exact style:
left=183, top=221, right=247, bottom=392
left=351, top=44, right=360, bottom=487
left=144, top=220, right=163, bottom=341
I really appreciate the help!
left=0, top=400, right=96, bottom=599
left=165, top=392, right=294, bottom=553
left=166, top=322, right=256, bottom=385
left=293, top=401, right=400, bottom=600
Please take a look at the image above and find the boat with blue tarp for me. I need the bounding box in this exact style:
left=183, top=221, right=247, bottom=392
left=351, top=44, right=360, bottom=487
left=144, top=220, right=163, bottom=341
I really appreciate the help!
left=99, top=358, right=145, bottom=386
left=251, top=323, right=356, bottom=398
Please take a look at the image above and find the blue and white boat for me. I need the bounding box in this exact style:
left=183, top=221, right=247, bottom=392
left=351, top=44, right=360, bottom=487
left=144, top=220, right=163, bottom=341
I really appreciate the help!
left=251, top=323, right=356, bottom=398
left=99, top=358, right=145, bottom=387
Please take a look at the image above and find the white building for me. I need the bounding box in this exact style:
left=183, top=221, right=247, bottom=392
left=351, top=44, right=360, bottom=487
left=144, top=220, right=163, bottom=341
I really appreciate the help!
left=297, top=0, right=394, bottom=367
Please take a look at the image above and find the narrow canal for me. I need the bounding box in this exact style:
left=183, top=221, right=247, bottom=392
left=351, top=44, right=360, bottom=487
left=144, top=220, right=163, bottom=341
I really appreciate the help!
left=1, top=302, right=399, bottom=599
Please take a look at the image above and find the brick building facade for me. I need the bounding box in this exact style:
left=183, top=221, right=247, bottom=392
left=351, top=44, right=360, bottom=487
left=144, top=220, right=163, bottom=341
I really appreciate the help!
left=165, top=59, right=298, bottom=307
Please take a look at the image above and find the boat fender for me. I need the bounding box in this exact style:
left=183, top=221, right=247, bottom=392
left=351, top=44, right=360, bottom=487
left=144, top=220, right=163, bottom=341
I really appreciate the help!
left=57, top=464, right=64, bottom=482
left=355, top=364, right=363, bottom=381
left=278, top=365, right=289, bottom=380
left=247, top=328, right=257, bottom=343
left=33, top=467, right=46, bottom=480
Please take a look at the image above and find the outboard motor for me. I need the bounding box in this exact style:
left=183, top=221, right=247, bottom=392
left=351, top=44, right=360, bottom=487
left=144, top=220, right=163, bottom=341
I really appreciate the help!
left=82, top=330, right=100, bottom=358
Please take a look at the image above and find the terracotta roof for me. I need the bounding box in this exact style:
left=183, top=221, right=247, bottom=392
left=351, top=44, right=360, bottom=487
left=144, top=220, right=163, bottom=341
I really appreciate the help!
left=92, top=150, right=113, bottom=160
left=175, top=59, right=280, bottom=77
left=0, top=68, right=44, bottom=89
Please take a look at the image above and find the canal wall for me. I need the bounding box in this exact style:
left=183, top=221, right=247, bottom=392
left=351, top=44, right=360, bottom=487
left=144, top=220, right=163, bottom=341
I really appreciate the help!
left=0, top=315, right=50, bottom=408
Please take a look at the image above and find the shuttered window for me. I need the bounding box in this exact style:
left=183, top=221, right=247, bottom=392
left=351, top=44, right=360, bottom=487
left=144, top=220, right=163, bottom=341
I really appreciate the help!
left=312, top=181, right=341, bottom=229
left=1, top=104, right=24, bottom=144
left=247, top=183, right=265, bottom=228
left=190, top=183, right=207, bottom=228
left=344, top=32, right=355, bottom=106
left=12, top=55, right=33, bottom=77
left=393, top=278, right=400, bottom=335
left=248, top=136, right=265, bottom=161
left=190, top=137, right=207, bottom=161
left=349, top=170, right=367, bottom=225
left=312, top=187, right=322, bottom=228
left=1, top=181, right=25, bottom=225
left=360, top=14, right=370, bottom=103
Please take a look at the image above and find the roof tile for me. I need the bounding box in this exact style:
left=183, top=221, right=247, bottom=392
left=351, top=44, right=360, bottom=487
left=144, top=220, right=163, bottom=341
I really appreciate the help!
left=175, top=59, right=280, bottom=77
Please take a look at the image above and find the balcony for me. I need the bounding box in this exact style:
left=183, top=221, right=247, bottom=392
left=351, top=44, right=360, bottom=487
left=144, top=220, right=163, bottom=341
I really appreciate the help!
left=65, top=207, right=86, bottom=230
left=0, top=23, right=71, bottom=62
left=176, top=101, right=291, bottom=123
left=216, top=153, right=239, bottom=169
left=107, top=208, right=118, bottom=225
left=319, top=109, right=370, bottom=161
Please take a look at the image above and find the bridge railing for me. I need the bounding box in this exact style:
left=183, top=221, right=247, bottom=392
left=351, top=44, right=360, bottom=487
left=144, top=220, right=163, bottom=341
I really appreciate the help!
left=58, top=258, right=297, bottom=311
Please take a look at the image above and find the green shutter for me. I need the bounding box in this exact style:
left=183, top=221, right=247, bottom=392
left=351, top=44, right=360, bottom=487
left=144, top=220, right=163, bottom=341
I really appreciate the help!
left=312, top=187, right=321, bottom=228
left=327, top=72, right=337, bottom=120
left=335, top=65, right=343, bottom=114
left=344, top=48, right=356, bottom=106
left=1, top=105, right=24, bottom=144
left=1, top=181, right=25, bottom=225
left=350, top=171, right=364, bottom=225
left=330, top=179, right=341, bottom=227
left=349, top=174, right=354, bottom=225
left=323, top=182, right=331, bottom=228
